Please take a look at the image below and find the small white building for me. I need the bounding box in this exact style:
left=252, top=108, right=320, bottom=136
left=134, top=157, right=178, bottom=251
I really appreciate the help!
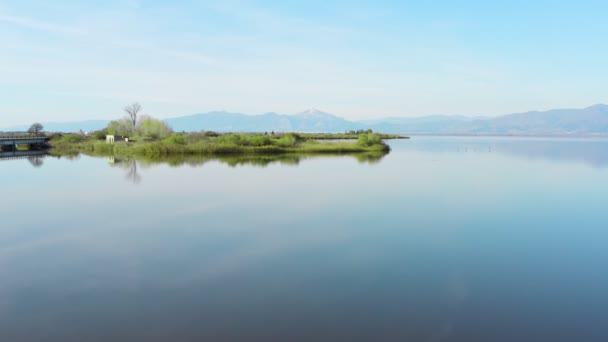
left=106, top=135, right=128, bottom=144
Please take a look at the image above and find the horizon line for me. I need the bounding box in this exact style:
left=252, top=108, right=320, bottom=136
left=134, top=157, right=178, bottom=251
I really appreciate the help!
left=1, top=103, right=607, bottom=129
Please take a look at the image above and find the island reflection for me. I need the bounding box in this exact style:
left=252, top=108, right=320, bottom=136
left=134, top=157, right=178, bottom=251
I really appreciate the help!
left=48, top=151, right=389, bottom=184
left=0, top=149, right=49, bottom=167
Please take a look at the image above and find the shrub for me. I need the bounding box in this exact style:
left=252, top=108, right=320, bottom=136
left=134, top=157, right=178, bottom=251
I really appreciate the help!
left=49, top=133, right=64, bottom=141
left=349, top=129, right=374, bottom=135
left=163, top=133, right=187, bottom=145
left=137, top=116, right=172, bottom=139
left=107, top=118, right=133, bottom=136
left=357, top=133, right=381, bottom=147
left=61, top=134, right=85, bottom=143
left=92, top=129, right=108, bottom=140
left=275, top=134, right=297, bottom=147
left=250, top=135, right=272, bottom=146
left=186, top=132, right=208, bottom=143
left=218, top=134, right=251, bottom=146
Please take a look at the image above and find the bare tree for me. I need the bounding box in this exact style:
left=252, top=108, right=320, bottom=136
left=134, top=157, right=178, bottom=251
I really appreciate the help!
left=27, top=123, right=44, bottom=135
left=123, top=102, right=142, bottom=129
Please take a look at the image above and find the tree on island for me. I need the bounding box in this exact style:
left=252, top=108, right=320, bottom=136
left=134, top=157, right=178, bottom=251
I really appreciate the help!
left=105, top=104, right=173, bottom=139
left=137, top=115, right=173, bottom=139
left=124, top=102, right=142, bottom=129
left=107, top=118, right=134, bottom=136
left=28, top=123, right=44, bottom=135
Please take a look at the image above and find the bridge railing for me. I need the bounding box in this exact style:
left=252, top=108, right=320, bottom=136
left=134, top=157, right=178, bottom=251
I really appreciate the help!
left=0, top=133, right=48, bottom=140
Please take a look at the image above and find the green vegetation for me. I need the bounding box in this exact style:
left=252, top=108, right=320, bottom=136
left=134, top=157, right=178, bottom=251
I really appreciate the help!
left=59, top=134, right=86, bottom=143
left=48, top=102, right=398, bottom=158
left=92, top=129, right=108, bottom=140
left=107, top=118, right=133, bottom=136
left=357, top=132, right=382, bottom=147
left=107, top=115, right=172, bottom=139
left=137, top=115, right=173, bottom=139
left=50, top=131, right=390, bottom=157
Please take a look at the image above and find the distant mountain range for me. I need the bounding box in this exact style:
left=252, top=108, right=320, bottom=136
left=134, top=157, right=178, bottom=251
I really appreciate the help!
left=3, top=104, right=608, bottom=135
left=166, top=109, right=362, bottom=133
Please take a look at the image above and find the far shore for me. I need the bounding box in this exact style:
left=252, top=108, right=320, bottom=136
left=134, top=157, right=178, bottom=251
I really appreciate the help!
left=404, top=133, right=608, bottom=138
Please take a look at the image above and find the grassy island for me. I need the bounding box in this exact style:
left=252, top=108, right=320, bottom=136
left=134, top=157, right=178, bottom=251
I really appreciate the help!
left=49, top=131, right=395, bottom=157
left=45, top=103, right=406, bottom=158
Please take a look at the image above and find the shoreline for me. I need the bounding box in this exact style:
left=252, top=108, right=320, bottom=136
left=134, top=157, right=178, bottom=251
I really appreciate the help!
left=48, top=132, right=394, bottom=157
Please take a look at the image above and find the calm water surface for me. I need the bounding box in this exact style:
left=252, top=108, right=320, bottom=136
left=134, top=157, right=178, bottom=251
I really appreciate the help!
left=1, top=137, right=608, bottom=341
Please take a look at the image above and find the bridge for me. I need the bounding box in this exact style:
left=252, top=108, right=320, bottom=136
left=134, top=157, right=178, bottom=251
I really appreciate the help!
left=0, top=134, right=50, bottom=152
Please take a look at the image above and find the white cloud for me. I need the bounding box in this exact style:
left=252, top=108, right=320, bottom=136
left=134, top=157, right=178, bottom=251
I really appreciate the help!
left=0, top=13, right=84, bottom=35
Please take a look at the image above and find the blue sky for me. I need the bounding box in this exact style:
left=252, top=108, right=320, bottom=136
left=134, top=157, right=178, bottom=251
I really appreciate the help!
left=1, top=0, right=607, bottom=125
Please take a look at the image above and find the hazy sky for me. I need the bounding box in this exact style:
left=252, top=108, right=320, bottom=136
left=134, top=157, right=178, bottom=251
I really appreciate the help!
left=1, top=0, right=607, bottom=125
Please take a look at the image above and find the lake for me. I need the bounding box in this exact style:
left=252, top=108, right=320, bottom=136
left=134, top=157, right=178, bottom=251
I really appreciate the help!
left=1, top=136, right=608, bottom=341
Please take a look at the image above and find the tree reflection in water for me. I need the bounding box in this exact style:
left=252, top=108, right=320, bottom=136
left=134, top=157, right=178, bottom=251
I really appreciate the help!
left=102, top=151, right=388, bottom=184
left=108, top=156, right=142, bottom=184
left=27, top=155, right=45, bottom=168
left=0, top=151, right=48, bottom=167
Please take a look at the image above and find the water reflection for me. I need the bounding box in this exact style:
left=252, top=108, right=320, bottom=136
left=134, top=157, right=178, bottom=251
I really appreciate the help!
left=114, top=151, right=387, bottom=168
left=107, top=157, right=141, bottom=184
left=27, top=155, right=45, bottom=168
left=402, top=137, right=608, bottom=168
left=2, top=138, right=608, bottom=341
left=80, top=152, right=388, bottom=184
left=0, top=149, right=49, bottom=167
